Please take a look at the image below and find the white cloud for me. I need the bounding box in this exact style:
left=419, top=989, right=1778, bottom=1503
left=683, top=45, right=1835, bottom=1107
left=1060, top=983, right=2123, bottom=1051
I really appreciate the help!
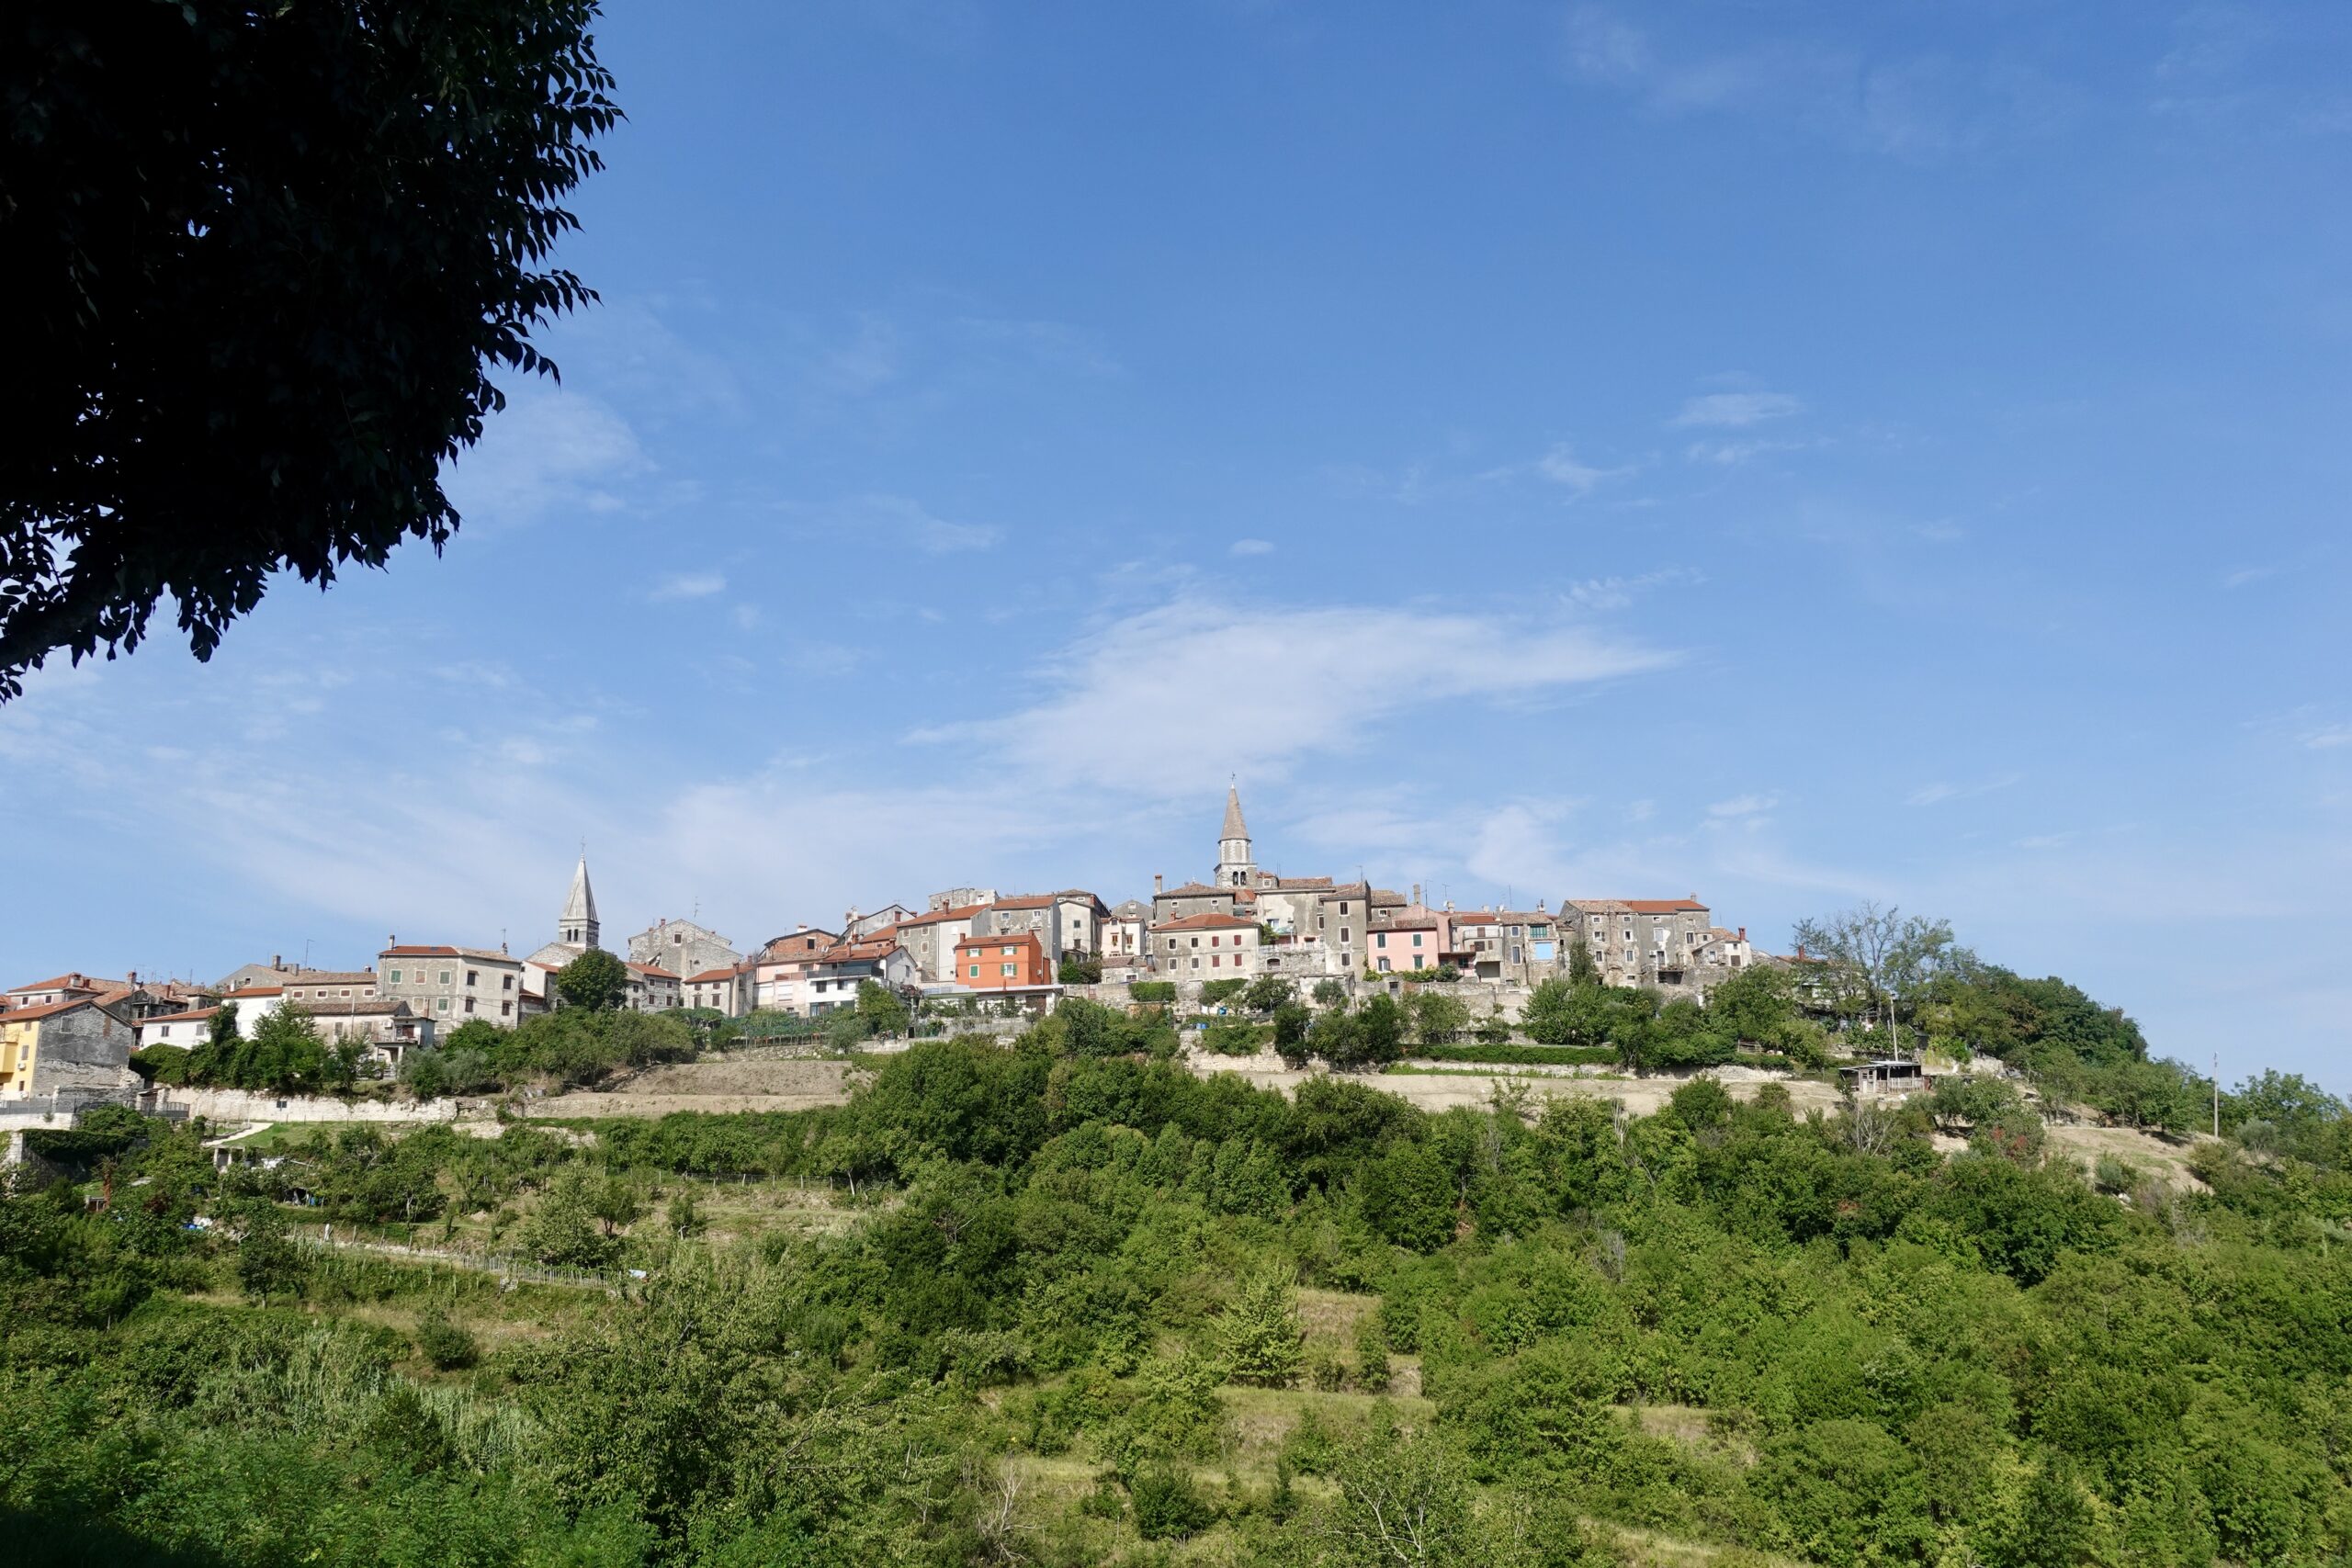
left=1670, top=391, right=1805, bottom=428
left=443, top=387, right=646, bottom=528
left=1707, top=794, right=1779, bottom=820
left=1565, top=567, right=1702, bottom=612
left=844, top=493, right=1002, bottom=554
left=2306, top=726, right=2352, bottom=751
left=1906, top=773, right=2021, bottom=807
left=2222, top=565, right=2277, bottom=589
left=651, top=572, right=726, bottom=602
left=1230, top=538, right=1276, bottom=557
left=914, top=598, right=1679, bottom=798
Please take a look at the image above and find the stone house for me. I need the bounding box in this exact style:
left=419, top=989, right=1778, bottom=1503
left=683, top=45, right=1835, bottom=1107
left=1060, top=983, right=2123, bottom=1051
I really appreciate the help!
left=684, top=964, right=749, bottom=1015
left=624, top=962, right=684, bottom=1012
left=628, top=918, right=741, bottom=986
left=1563, top=897, right=1714, bottom=987
left=273, top=971, right=380, bottom=1007
left=891, top=903, right=988, bottom=984
left=379, top=942, right=526, bottom=1030
left=843, top=904, right=917, bottom=939
left=928, top=886, right=996, bottom=912
left=1149, top=912, right=1262, bottom=977
left=0, top=997, right=138, bottom=1099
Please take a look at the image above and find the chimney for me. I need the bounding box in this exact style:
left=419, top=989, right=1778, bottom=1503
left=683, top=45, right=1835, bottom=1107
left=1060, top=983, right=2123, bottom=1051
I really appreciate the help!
left=1535, top=898, right=1546, bottom=913
left=1154, top=873, right=1164, bottom=894
left=1737, top=926, right=1746, bottom=942
left=272, top=953, right=281, bottom=969
left=1412, top=882, right=1422, bottom=908
left=1796, top=942, right=1806, bottom=960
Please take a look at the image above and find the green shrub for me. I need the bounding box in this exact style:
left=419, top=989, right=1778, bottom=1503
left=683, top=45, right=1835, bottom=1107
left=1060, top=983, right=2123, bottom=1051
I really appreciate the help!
left=1130, top=1467, right=1215, bottom=1540
left=1130, top=982, right=1176, bottom=1004
left=413, top=1307, right=479, bottom=1371
left=1199, top=978, right=1248, bottom=1005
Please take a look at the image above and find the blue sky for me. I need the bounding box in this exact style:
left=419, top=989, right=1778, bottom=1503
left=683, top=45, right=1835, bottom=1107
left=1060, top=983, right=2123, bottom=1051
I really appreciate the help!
left=6, top=2, right=2350, bottom=1087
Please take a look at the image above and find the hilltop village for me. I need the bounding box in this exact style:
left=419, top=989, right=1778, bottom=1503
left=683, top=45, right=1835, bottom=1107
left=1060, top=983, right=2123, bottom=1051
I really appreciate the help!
left=0, top=787, right=1781, bottom=1106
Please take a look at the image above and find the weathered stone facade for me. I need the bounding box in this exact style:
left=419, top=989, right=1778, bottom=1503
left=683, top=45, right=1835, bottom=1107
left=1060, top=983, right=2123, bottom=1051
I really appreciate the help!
left=628, top=918, right=740, bottom=985
left=0, top=998, right=137, bottom=1099
left=379, top=944, right=526, bottom=1030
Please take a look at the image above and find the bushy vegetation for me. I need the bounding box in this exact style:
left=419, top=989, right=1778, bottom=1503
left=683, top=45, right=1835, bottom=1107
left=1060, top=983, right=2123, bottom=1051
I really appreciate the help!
left=8, top=1014, right=2351, bottom=1566
left=397, top=1009, right=695, bottom=1099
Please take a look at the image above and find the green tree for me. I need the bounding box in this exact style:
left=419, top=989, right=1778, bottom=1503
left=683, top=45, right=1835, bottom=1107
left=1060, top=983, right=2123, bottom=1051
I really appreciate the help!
left=1242, top=975, right=1296, bottom=1014
left=1568, top=935, right=1600, bottom=987
left=243, top=1002, right=329, bottom=1092
left=233, top=1202, right=309, bottom=1303
left=1272, top=1002, right=1314, bottom=1068
left=1792, top=901, right=1957, bottom=1043
left=591, top=1175, right=644, bottom=1237
left=1312, top=978, right=1348, bottom=1008
left=855, top=980, right=910, bottom=1037
left=555, top=948, right=629, bottom=1012
left=1, top=0, right=619, bottom=699
left=1410, top=988, right=1471, bottom=1046
left=1216, top=1270, right=1304, bottom=1386
left=523, top=1168, right=613, bottom=1268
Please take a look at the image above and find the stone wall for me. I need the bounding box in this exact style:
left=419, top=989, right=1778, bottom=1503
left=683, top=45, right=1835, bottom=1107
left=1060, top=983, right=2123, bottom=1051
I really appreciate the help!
left=154, top=1087, right=471, bottom=1123
left=26, top=1006, right=139, bottom=1096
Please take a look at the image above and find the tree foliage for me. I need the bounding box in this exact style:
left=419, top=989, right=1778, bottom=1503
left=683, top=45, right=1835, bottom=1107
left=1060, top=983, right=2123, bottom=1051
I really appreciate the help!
left=555, top=947, right=629, bottom=1012
left=0, top=0, right=620, bottom=698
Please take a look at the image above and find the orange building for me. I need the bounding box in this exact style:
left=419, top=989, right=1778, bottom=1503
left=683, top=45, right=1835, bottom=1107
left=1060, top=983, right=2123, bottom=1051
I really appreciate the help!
left=953, top=931, right=1052, bottom=990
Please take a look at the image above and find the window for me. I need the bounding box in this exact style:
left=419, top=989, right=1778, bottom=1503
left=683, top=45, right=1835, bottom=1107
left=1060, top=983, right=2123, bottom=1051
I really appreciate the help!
left=1375, top=934, right=1386, bottom=948
left=437, top=969, right=453, bottom=986
left=501, top=1001, right=513, bottom=1017
left=1340, top=928, right=1350, bottom=944
left=1212, top=955, right=1222, bottom=967
left=388, top=970, right=401, bottom=983
left=1001, top=964, right=1016, bottom=977
left=435, top=998, right=449, bottom=1013
left=503, top=975, right=514, bottom=991
left=1412, top=932, right=1423, bottom=948
left=969, top=964, right=980, bottom=979
left=1340, top=902, right=1351, bottom=915
left=1191, top=937, right=1200, bottom=948
left=466, top=970, right=478, bottom=987
left=1377, top=958, right=1390, bottom=973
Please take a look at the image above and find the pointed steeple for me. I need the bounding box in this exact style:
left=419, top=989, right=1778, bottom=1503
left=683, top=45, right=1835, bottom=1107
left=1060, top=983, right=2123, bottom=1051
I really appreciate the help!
left=1216, top=783, right=1256, bottom=888
left=560, top=856, right=600, bottom=950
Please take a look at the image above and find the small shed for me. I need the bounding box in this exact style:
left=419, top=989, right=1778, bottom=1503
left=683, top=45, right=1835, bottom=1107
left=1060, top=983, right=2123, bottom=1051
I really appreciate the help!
left=1839, top=1059, right=1930, bottom=1099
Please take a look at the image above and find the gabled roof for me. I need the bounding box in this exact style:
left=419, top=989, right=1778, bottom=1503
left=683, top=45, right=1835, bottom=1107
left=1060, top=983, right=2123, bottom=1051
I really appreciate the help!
left=6, top=972, right=125, bottom=997
left=220, top=986, right=285, bottom=999
left=896, top=902, right=989, bottom=928
left=808, top=939, right=905, bottom=966
left=989, top=894, right=1057, bottom=911
left=956, top=931, right=1044, bottom=951
left=626, top=962, right=680, bottom=981
left=1623, top=898, right=1709, bottom=914
left=276, top=971, right=378, bottom=987
left=140, top=1005, right=222, bottom=1025
left=0, top=997, right=102, bottom=1023
left=684, top=966, right=740, bottom=984
left=1156, top=882, right=1231, bottom=899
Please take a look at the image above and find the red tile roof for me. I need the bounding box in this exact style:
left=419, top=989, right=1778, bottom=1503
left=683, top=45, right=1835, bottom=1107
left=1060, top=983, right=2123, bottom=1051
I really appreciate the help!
left=6, top=972, right=126, bottom=997
left=989, top=895, right=1057, bottom=911
left=141, top=1006, right=223, bottom=1025
left=684, top=967, right=739, bottom=985
left=220, top=986, right=286, bottom=999
left=0, top=997, right=102, bottom=1023
left=626, top=963, right=680, bottom=981
left=895, top=902, right=989, bottom=928
left=1621, top=899, right=1708, bottom=914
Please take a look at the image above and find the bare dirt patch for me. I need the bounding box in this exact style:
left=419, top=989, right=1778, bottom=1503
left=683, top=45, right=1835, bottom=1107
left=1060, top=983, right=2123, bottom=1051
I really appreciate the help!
left=524, top=1057, right=865, bottom=1119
